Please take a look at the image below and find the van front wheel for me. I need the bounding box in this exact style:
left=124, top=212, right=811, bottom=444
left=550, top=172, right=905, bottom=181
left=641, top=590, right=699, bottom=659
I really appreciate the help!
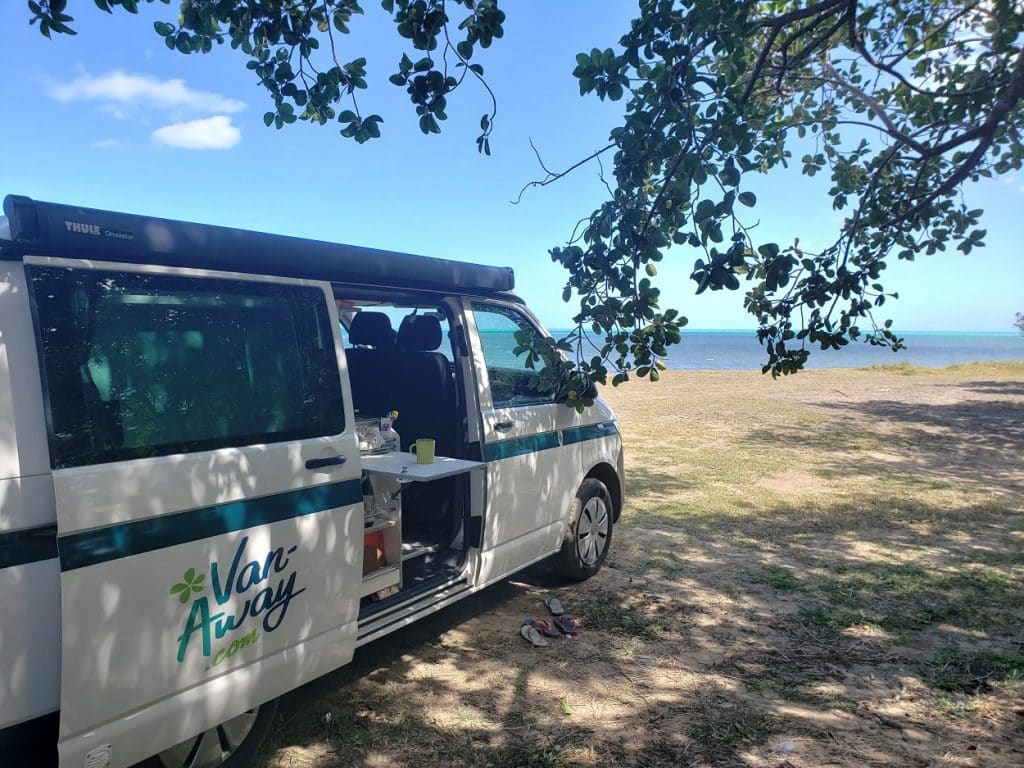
left=555, top=478, right=613, bottom=581
left=156, top=698, right=278, bottom=768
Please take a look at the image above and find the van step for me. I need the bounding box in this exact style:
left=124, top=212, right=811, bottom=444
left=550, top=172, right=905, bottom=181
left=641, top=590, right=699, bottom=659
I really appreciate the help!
left=356, top=578, right=471, bottom=643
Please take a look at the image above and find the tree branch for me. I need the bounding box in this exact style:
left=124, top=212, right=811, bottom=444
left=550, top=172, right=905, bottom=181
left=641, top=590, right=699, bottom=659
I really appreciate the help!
left=878, top=48, right=1024, bottom=229
left=821, top=61, right=931, bottom=155
left=512, top=142, right=617, bottom=204
left=757, top=0, right=846, bottom=29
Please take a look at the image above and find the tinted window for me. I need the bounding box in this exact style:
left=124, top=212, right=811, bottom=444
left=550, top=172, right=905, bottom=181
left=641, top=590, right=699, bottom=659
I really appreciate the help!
left=472, top=303, right=557, bottom=408
left=29, top=267, right=344, bottom=468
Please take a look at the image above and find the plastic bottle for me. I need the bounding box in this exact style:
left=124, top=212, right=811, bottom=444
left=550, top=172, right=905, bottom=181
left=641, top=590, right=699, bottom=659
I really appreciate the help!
left=381, top=410, right=400, bottom=452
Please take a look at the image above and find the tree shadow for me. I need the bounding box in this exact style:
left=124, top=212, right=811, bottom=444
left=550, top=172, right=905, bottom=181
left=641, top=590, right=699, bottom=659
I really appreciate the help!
left=957, top=379, right=1024, bottom=398
left=742, top=391, right=1024, bottom=492
left=622, top=464, right=698, bottom=499
left=252, top=489, right=1023, bottom=768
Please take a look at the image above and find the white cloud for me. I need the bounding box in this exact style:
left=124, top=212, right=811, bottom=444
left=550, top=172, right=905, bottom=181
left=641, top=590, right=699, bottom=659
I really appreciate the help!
left=47, top=69, right=245, bottom=116
left=152, top=116, right=241, bottom=150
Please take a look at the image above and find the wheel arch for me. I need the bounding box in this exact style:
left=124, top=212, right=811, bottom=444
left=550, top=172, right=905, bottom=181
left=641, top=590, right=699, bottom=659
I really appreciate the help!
left=584, top=462, right=622, bottom=521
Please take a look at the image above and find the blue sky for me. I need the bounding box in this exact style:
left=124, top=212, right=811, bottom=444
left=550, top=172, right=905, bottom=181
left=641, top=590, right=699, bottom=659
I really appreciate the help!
left=1, top=1, right=1021, bottom=332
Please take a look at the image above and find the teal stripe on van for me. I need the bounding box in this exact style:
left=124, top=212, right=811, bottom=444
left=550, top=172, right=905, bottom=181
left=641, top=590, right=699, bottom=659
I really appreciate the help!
left=561, top=422, right=619, bottom=446
left=483, top=421, right=618, bottom=462
left=58, top=479, right=363, bottom=572
left=0, top=525, right=58, bottom=570
left=483, top=432, right=560, bottom=461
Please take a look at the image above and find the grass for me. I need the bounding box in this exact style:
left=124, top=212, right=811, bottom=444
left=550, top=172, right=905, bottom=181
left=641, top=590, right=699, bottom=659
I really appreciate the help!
left=687, top=685, right=773, bottom=755
left=574, top=593, right=671, bottom=641
left=919, top=648, right=1024, bottom=693
left=864, top=360, right=1024, bottom=376
left=606, top=364, right=1024, bottom=712
left=751, top=564, right=801, bottom=590
left=787, top=559, right=1022, bottom=638
left=618, top=362, right=1024, bottom=533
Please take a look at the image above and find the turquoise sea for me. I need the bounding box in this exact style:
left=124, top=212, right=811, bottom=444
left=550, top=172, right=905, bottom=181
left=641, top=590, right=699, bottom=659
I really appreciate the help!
left=543, top=329, right=1024, bottom=371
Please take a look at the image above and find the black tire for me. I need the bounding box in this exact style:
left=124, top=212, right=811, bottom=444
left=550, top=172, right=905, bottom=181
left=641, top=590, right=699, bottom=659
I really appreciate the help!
left=152, top=697, right=279, bottom=768
left=554, top=478, right=614, bottom=581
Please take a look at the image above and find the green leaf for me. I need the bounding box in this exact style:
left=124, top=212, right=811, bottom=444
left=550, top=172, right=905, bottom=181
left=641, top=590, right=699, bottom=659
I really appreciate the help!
left=738, top=191, right=756, bottom=207
left=184, top=567, right=195, bottom=583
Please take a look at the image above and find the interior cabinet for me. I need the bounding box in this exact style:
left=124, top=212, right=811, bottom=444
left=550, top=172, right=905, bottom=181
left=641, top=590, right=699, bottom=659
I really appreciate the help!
left=359, top=474, right=402, bottom=598
left=358, top=453, right=485, bottom=601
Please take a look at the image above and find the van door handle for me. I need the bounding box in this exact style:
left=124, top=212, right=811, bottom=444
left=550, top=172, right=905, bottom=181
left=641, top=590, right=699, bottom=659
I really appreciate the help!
left=305, top=455, right=347, bottom=470
left=493, top=420, right=514, bottom=432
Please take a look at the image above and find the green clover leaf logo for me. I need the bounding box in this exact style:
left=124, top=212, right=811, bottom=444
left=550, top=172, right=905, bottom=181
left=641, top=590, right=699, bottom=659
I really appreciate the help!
left=170, top=567, right=206, bottom=605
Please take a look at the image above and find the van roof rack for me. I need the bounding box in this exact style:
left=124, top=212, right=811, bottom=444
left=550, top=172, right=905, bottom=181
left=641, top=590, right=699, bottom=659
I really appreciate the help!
left=0, top=195, right=515, bottom=294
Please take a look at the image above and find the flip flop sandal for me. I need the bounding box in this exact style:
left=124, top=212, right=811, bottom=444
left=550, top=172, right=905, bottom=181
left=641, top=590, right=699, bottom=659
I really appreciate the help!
left=554, top=616, right=580, bottom=636
left=520, top=623, right=549, bottom=647
left=544, top=597, right=565, bottom=616
left=523, top=618, right=562, bottom=639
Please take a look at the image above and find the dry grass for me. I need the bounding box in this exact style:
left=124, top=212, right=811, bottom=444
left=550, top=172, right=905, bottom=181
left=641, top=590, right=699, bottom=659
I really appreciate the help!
left=258, top=362, right=1024, bottom=768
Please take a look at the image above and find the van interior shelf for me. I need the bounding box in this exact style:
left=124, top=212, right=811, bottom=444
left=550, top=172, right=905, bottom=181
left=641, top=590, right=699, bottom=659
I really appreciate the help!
left=401, top=541, right=441, bottom=562
left=359, top=564, right=401, bottom=598
left=363, top=515, right=398, bottom=535
left=360, top=453, right=484, bottom=482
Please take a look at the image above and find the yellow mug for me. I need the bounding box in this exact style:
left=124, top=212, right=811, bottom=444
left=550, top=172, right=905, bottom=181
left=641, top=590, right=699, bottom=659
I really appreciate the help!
left=408, top=438, right=435, bottom=464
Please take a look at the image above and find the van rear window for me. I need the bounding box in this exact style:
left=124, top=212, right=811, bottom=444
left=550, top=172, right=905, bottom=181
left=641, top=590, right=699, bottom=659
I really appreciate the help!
left=28, top=266, right=344, bottom=468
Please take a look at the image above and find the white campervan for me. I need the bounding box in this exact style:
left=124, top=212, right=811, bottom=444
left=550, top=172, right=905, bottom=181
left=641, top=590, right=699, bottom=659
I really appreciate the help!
left=0, top=195, right=624, bottom=768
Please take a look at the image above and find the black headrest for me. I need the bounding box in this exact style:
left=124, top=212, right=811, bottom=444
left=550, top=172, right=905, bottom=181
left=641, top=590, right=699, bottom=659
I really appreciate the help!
left=398, top=314, right=442, bottom=351
left=349, top=311, right=395, bottom=348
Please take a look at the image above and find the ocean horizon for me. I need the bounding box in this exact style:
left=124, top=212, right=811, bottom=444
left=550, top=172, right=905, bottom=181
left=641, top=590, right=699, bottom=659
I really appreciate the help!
left=541, top=328, right=1024, bottom=371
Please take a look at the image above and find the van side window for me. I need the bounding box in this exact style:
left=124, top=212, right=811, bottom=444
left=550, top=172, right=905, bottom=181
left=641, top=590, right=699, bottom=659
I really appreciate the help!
left=28, top=267, right=344, bottom=468
left=471, top=303, right=557, bottom=408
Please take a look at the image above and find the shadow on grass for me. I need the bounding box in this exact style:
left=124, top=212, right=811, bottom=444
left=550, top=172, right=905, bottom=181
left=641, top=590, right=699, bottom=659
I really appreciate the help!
left=252, top=489, right=1023, bottom=768
left=621, top=464, right=699, bottom=499
left=740, top=388, right=1024, bottom=492
left=957, top=379, right=1024, bottom=398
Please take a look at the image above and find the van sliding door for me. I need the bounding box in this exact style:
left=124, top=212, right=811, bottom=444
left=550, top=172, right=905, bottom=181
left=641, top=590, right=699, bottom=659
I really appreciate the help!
left=26, top=257, right=363, bottom=768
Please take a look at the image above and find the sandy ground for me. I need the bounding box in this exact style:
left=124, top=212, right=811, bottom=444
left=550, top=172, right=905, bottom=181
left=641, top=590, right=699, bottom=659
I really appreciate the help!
left=258, top=364, right=1024, bottom=768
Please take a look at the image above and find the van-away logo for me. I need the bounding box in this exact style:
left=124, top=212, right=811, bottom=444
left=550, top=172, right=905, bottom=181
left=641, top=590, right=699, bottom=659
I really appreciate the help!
left=171, top=536, right=306, bottom=667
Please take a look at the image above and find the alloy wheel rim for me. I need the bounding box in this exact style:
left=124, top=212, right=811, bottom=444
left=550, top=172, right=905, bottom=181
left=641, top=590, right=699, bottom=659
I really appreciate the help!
left=158, top=708, right=259, bottom=768
left=576, top=496, right=609, bottom=565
